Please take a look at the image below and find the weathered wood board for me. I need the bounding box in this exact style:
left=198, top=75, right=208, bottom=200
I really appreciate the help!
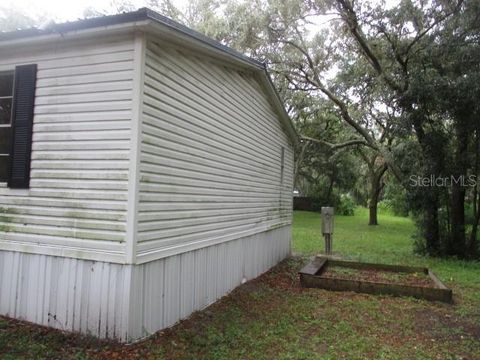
left=299, top=257, right=453, bottom=303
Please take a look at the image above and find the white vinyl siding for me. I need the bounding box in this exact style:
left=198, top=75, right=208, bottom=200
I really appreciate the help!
left=136, top=39, right=294, bottom=261
left=0, top=35, right=135, bottom=262
left=0, top=27, right=295, bottom=343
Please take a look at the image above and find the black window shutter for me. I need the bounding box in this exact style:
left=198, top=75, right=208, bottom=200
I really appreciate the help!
left=8, top=64, right=37, bottom=188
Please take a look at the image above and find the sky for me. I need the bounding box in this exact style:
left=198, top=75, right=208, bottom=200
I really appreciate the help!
left=0, top=0, right=187, bottom=23
left=0, top=0, right=398, bottom=31
left=1, top=0, right=115, bottom=21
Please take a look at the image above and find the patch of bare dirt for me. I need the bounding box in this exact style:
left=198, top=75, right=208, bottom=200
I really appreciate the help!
left=321, top=265, right=434, bottom=287
left=414, top=308, right=480, bottom=341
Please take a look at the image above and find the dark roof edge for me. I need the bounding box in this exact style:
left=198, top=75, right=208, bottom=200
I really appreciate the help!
left=0, top=8, right=264, bottom=69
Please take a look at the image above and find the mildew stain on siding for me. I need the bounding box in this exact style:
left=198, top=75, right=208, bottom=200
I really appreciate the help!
left=0, top=207, right=12, bottom=233
left=135, top=39, right=294, bottom=262
left=0, top=35, right=134, bottom=261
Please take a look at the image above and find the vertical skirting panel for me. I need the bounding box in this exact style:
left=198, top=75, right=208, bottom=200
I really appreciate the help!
left=0, top=252, right=131, bottom=341
left=130, top=225, right=291, bottom=341
left=0, top=225, right=291, bottom=342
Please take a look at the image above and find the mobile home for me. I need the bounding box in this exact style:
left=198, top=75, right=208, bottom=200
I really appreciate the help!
left=0, top=8, right=297, bottom=342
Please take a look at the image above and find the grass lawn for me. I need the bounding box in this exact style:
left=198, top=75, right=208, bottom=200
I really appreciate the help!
left=1, top=209, right=479, bottom=359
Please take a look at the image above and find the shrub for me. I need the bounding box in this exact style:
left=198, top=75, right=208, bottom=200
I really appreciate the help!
left=307, top=183, right=339, bottom=211
left=337, top=193, right=355, bottom=216
left=382, top=182, right=410, bottom=217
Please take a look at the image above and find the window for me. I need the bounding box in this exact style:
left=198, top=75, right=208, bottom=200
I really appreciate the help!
left=0, top=64, right=37, bottom=188
left=0, top=71, right=14, bottom=182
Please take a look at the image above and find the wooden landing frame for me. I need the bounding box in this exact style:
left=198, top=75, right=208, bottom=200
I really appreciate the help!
left=299, top=257, right=453, bottom=303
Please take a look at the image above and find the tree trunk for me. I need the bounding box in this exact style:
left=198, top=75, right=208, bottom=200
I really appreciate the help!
left=424, top=195, right=441, bottom=253
left=448, top=119, right=469, bottom=256
left=468, top=125, right=480, bottom=257
left=369, top=194, right=379, bottom=225
left=469, top=190, right=480, bottom=258
left=293, top=141, right=308, bottom=189
left=368, top=163, right=388, bottom=226
left=410, top=114, right=443, bottom=255
left=368, top=174, right=380, bottom=225
left=450, top=184, right=466, bottom=256
left=326, top=176, right=335, bottom=204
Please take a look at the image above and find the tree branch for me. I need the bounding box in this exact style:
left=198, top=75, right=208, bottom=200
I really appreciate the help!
left=300, top=135, right=371, bottom=151
left=404, top=0, right=464, bottom=57
left=282, top=39, right=380, bottom=150
left=334, top=0, right=404, bottom=93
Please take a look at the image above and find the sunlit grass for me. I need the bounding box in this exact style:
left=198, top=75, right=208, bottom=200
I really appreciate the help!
left=293, top=208, right=480, bottom=314
left=293, top=207, right=415, bottom=264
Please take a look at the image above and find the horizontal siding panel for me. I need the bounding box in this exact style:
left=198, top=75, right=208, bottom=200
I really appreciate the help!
left=0, top=36, right=133, bottom=66
left=145, top=48, right=280, bottom=144
left=36, top=70, right=133, bottom=88
left=1, top=224, right=123, bottom=242
left=38, top=60, right=133, bottom=79
left=0, top=194, right=126, bottom=208
left=140, top=170, right=284, bottom=193
left=34, top=121, right=131, bottom=133
left=147, top=47, right=286, bottom=150
left=1, top=214, right=125, bottom=232
left=37, top=48, right=134, bottom=70
left=137, top=219, right=290, bottom=253
left=33, top=129, right=131, bottom=142
left=30, top=160, right=129, bottom=170
left=27, top=189, right=127, bottom=201
left=137, top=40, right=294, bottom=255
left=141, top=148, right=279, bottom=185
left=138, top=192, right=290, bottom=203
left=143, top=78, right=281, bottom=167
left=1, top=233, right=124, bottom=254
left=31, top=169, right=129, bottom=181
left=36, top=81, right=133, bottom=97
left=143, top=75, right=281, bottom=166
left=33, top=110, right=132, bottom=124
left=34, top=100, right=132, bottom=114
left=30, top=179, right=127, bottom=190
left=35, top=90, right=132, bottom=106
left=32, top=150, right=130, bottom=161
left=1, top=205, right=125, bottom=222
left=0, top=35, right=134, bottom=258
left=141, top=156, right=279, bottom=187
left=139, top=174, right=282, bottom=194
left=138, top=206, right=278, bottom=221
left=138, top=210, right=287, bottom=233
left=139, top=183, right=285, bottom=198
left=138, top=201, right=285, bottom=212
left=141, top=117, right=280, bottom=179
left=32, top=140, right=130, bottom=151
